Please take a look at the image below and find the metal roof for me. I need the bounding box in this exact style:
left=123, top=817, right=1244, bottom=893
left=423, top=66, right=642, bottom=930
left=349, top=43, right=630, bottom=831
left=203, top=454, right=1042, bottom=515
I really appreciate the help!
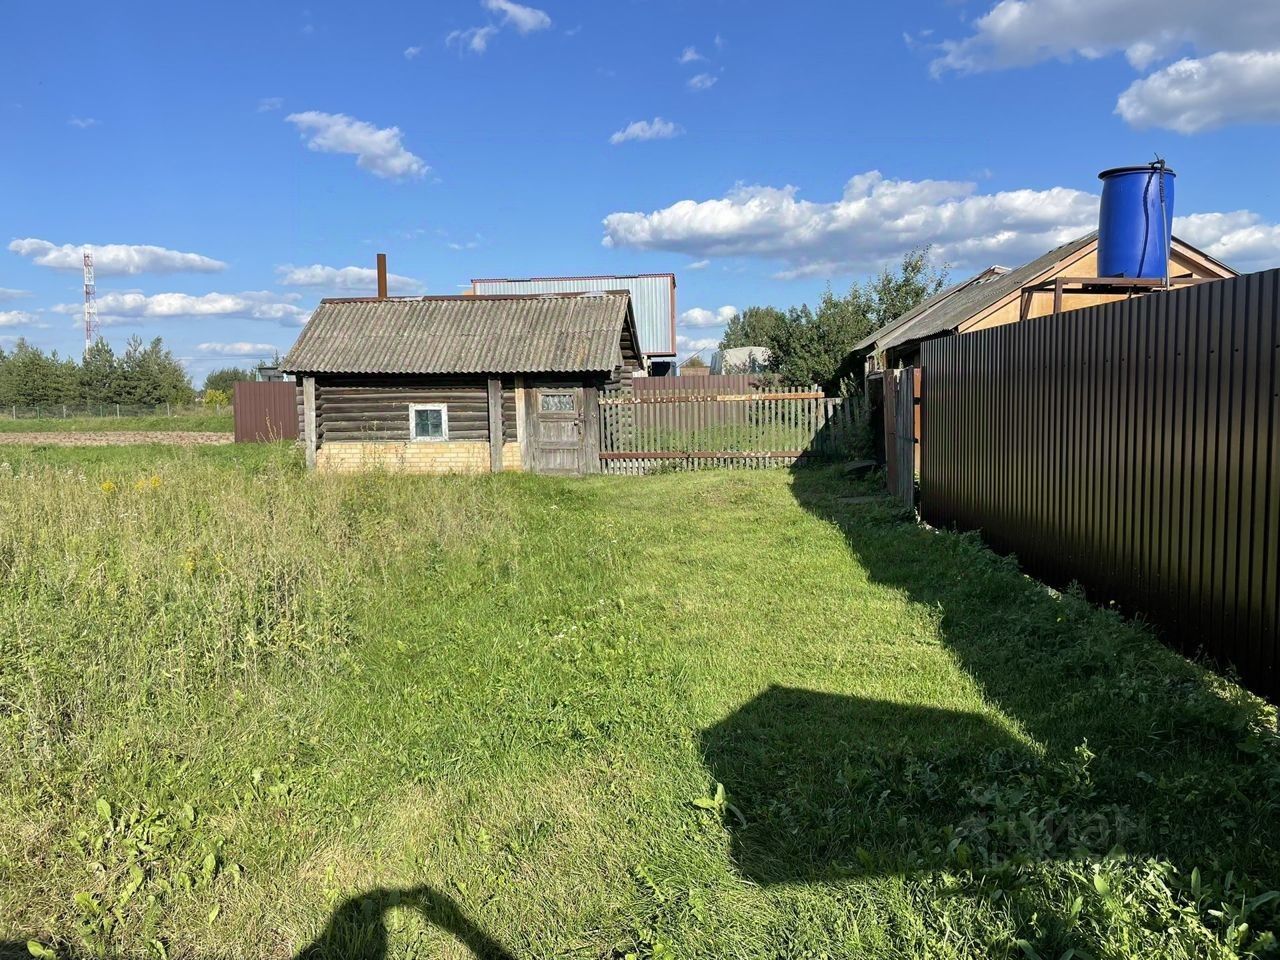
left=471, top=274, right=676, bottom=357
left=281, top=292, right=634, bottom=375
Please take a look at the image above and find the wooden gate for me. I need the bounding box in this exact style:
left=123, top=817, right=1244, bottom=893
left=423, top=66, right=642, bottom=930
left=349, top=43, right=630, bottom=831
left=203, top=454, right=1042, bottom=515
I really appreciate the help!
left=523, top=383, right=599, bottom=475
left=882, top=367, right=920, bottom=507
left=233, top=381, right=299, bottom=443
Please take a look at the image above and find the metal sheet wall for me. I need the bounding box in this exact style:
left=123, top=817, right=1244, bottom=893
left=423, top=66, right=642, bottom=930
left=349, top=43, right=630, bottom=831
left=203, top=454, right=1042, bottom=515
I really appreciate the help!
left=233, top=381, right=300, bottom=443
left=472, top=275, right=675, bottom=358
left=920, top=269, right=1280, bottom=698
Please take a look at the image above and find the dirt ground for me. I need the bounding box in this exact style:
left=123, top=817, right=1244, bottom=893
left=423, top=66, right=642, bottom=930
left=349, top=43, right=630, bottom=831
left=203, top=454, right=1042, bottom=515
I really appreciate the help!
left=0, top=431, right=234, bottom=446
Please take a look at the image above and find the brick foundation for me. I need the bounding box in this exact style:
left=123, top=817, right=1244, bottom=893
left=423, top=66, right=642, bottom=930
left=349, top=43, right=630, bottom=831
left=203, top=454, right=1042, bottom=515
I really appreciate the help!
left=317, top=441, right=524, bottom=474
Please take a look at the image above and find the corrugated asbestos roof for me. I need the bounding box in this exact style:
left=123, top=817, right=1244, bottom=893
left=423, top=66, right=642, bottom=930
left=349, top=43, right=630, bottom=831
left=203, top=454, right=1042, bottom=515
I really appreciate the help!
left=861, top=233, right=1099, bottom=355
left=876, top=233, right=1100, bottom=353
left=281, top=292, right=632, bottom=375
left=850, top=277, right=976, bottom=354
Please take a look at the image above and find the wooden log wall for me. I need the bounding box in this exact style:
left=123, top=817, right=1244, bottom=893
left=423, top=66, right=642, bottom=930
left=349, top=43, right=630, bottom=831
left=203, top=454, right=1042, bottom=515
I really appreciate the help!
left=310, top=375, right=517, bottom=444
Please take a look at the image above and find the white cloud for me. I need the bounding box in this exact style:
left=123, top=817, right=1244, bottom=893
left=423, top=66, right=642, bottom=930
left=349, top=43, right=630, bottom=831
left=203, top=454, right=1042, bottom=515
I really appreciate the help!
left=484, top=0, right=550, bottom=33
left=285, top=111, right=428, bottom=181
left=445, top=236, right=482, bottom=251
left=1116, top=51, right=1280, bottom=132
left=447, top=0, right=550, bottom=53
left=404, top=45, right=422, bottom=59
left=1174, top=211, right=1280, bottom=272
left=714, top=33, right=726, bottom=50
left=52, top=291, right=310, bottom=327
left=258, top=97, right=284, bottom=112
left=604, top=171, right=1102, bottom=277
left=196, top=341, right=279, bottom=357
left=276, top=263, right=425, bottom=294
left=447, top=26, right=499, bottom=52
left=0, top=310, right=38, bottom=327
left=68, top=116, right=99, bottom=129
left=607, top=170, right=1280, bottom=278
left=687, top=259, right=710, bottom=270
left=0, top=288, right=31, bottom=301
left=678, top=46, right=704, bottom=64
left=680, top=305, right=738, bottom=328
left=9, top=238, right=227, bottom=275
left=687, top=73, right=717, bottom=91
left=676, top=334, right=719, bottom=354
left=930, top=0, right=1280, bottom=75
left=610, top=117, right=682, bottom=145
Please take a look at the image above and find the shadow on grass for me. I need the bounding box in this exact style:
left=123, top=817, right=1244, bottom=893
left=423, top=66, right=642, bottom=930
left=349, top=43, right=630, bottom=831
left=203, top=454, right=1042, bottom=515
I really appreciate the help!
left=698, top=466, right=1280, bottom=919
left=293, top=885, right=516, bottom=960
left=2, top=884, right=516, bottom=960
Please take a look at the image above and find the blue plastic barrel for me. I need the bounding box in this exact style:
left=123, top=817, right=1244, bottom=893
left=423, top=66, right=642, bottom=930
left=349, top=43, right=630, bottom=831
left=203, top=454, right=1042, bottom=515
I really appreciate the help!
left=1097, top=164, right=1176, bottom=279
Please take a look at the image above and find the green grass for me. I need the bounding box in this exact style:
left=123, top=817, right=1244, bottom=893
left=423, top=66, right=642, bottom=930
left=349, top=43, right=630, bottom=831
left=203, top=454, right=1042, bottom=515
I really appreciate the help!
left=1, top=450, right=1278, bottom=959
left=0, top=410, right=233, bottom=433
left=0, top=441, right=279, bottom=472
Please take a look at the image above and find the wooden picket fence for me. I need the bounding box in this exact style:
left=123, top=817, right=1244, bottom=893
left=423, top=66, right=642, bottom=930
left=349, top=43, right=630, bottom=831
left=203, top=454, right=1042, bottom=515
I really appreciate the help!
left=598, top=388, right=860, bottom=474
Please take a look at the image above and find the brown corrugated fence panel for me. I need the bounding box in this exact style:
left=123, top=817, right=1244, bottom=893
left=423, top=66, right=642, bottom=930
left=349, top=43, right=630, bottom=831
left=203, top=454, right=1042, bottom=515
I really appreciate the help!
left=920, top=269, right=1280, bottom=698
left=234, top=381, right=300, bottom=443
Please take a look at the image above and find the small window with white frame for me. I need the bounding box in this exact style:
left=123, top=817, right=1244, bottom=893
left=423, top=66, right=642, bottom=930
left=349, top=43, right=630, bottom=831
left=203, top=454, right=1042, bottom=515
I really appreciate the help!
left=409, top=403, right=449, bottom=441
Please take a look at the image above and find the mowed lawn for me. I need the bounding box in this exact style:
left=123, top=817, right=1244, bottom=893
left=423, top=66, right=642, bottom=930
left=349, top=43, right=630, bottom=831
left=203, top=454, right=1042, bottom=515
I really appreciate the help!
left=2, top=445, right=1279, bottom=960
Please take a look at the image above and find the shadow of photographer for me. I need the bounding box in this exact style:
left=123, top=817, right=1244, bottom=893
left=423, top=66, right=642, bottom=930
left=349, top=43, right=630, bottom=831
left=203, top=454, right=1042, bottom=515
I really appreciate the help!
left=2, top=884, right=516, bottom=960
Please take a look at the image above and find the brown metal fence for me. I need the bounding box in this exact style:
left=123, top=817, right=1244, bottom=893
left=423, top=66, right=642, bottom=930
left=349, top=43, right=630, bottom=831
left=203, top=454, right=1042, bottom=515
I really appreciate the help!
left=599, top=389, right=859, bottom=474
left=233, top=381, right=299, bottom=442
left=920, top=269, right=1280, bottom=697
left=883, top=368, right=920, bottom=508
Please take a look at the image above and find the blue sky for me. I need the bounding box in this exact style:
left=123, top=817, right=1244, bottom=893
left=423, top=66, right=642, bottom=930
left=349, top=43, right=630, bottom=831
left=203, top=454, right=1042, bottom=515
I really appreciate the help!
left=4, top=0, right=1280, bottom=379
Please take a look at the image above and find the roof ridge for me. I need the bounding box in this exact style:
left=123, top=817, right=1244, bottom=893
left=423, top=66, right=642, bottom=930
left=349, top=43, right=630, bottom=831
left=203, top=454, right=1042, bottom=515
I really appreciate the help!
left=319, top=291, right=632, bottom=305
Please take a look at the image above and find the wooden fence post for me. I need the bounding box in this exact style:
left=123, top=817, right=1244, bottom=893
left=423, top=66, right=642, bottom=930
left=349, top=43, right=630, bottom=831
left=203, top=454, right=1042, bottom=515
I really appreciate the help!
left=487, top=377, right=504, bottom=473
left=303, top=376, right=317, bottom=470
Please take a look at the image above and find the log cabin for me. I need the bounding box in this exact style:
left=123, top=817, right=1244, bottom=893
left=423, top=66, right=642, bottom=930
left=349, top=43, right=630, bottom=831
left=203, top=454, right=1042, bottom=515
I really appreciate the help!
left=280, top=291, right=642, bottom=475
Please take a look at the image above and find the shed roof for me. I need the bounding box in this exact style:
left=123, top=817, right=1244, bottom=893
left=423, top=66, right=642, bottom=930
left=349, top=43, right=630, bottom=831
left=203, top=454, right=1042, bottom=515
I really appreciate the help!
left=872, top=234, right=1098, bottom=354
left=858, top=231, right=1236, bottom=358
left=850, top=272, right=1002, bottom=355
left=281, top=292, right=635, bottom=375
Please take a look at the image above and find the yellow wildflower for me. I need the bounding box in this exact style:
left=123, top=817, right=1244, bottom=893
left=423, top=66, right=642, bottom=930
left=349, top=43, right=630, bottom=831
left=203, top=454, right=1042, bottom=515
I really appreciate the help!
left=99, top=480, right=117, bottom=494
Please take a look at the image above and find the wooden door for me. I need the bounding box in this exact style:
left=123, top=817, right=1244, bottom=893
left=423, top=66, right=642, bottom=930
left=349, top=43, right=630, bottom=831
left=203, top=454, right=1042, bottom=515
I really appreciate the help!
left=526, top=383, right=598, bottom=475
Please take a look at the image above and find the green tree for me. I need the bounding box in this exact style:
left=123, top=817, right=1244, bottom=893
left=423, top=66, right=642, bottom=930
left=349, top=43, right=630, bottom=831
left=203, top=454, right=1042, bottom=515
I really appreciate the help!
left=203, top=366, right=255, bottom=396
left=117, top=336, right=195, bottom=405
left=719, top=248, right=948, bottom=393
left=720, top=306, right=789, bottom=352
left=864, top=247, right=949, bottom=330
left=0, top=340, right=80, bottom=406
left=79, top=338, right=119, bottom=406
left=203, top=388, right=231, bottom=409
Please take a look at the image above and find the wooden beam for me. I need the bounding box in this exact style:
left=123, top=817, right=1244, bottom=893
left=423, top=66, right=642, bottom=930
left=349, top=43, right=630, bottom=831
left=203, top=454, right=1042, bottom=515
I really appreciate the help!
left=515, top=375, right=529, bottom=470
left=303, top=376, right=317, bottom=469
left=600, top=450, right=805, bottom=460
left=487, top=377, right=503, bottom=472
left=599, top=391, right=825, bottom=405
